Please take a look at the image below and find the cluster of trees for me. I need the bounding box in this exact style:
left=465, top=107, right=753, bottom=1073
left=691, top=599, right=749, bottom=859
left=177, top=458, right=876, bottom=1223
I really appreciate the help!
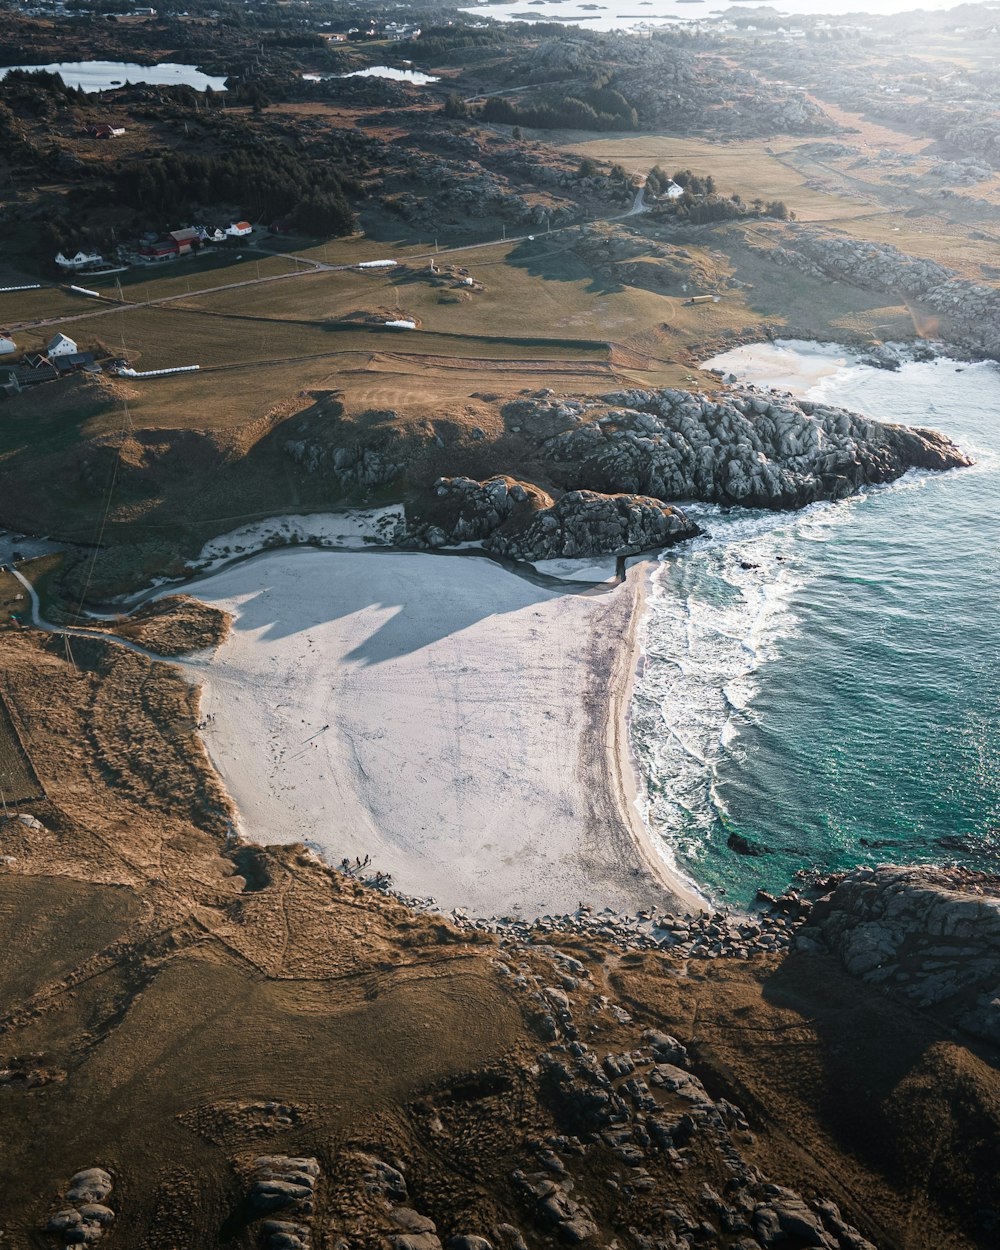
left=478, top=85, right=638, bottom=133
left=115, top=144, right=355, bottom=235
left=404, top=25, right=511, bottom=65
left=647, top=167, right=716, bottom=196
left=644, top=167, right=792, bottom=222
left=0, top=69, right=85, bottom=118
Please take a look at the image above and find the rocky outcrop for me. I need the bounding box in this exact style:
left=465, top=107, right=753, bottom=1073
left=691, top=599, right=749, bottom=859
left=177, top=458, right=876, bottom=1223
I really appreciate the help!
left=797, top=865, right=1000, bottom=1047
left=245, top=1156, right=321, bottom=1250
left=280, top=382, right=967, bottom=528
left=538, top=387, right=969, bottom=509
left=46, top=1169, right=115, bottom=1245
left=404, top=475, right=698, bottom=560
left=754, top=227, right=1000, bottom=359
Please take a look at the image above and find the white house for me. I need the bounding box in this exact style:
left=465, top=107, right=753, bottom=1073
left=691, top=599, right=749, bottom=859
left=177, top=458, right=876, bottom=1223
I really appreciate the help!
left=665, top=182, right=685, bottom=200
left=225, top=221, right=253, bottom=237
left=55, top=250, right=104, bottom=269
left=0, top=334, right=16, bottom=355
left=47, top=333, right=79, bottom=357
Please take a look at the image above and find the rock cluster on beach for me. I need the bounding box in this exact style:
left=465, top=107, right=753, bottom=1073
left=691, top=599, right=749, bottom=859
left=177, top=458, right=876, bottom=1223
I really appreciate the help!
left=360, top=868, right=816, bottom=960
left=405, top=475, right=698, bottom=559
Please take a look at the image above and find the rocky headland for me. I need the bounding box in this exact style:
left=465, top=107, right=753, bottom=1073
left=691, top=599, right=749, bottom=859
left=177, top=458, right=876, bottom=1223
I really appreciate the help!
left=286, top=386, right=969, bottom=563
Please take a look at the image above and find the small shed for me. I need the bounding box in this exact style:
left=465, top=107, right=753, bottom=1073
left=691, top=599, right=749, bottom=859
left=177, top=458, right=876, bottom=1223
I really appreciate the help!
left=47, top=333, right=79, bottom=357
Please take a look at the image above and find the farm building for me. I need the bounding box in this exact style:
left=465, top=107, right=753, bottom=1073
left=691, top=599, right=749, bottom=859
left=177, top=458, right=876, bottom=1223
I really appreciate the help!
left=226, top=221, right=253, bottom=237
left=53, top=351, right=100, bottom=374
left=138, top=238, right=180, bottom=261
left=168, top=227, right=201, bottom=255
left=46, top=333, right=79, bottom=358
left=0, top=334, right=16, bottom=355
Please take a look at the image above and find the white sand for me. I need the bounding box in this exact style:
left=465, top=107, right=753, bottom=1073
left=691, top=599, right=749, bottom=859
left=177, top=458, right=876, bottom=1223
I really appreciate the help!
left=194, top=508, right=404, bottom=571
left=702, top=340, right=853, bottom=396
left=186, top=548, right=702, bottom=918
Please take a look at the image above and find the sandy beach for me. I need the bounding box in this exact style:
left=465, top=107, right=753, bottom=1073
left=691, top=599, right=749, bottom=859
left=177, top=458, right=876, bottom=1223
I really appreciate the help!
left=702, top=339, right=852, bottom=394
left=185, top=546, right=703, bottom=918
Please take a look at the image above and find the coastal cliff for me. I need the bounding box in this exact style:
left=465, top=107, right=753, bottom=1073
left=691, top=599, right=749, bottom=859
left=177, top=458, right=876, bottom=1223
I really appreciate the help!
left=290, top=386, right=969, bottom=562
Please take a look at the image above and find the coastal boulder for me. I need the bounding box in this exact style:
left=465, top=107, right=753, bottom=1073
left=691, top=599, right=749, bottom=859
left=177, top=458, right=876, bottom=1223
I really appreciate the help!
left=798, top=865, right=1000, bottom=1046
left=403, top=475, right=699, bottom=560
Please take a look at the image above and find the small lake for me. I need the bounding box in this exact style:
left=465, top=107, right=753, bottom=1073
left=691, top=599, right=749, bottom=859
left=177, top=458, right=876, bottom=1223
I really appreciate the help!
left=0, top=60, right=228, bottom=92
left=304, top=65, right=438, bottom=85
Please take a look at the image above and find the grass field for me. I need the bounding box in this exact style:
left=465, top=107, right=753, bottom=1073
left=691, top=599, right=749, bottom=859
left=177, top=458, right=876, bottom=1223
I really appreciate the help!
left=561, top=132, right=884, bottom=223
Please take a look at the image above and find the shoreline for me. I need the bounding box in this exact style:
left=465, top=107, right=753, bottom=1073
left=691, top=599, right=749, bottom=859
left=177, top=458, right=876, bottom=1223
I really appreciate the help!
left=609, top=563, right=709, bottom=916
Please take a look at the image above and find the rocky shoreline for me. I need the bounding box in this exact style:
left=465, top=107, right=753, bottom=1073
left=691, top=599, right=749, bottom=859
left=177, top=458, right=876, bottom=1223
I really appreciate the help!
left=352, top=857, right=1000, bottom=1046
left=353, top=384, right=970, bottom=563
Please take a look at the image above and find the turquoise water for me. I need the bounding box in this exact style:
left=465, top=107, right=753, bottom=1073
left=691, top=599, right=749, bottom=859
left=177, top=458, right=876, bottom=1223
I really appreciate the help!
left=631, top=348, right=1000, bottom=906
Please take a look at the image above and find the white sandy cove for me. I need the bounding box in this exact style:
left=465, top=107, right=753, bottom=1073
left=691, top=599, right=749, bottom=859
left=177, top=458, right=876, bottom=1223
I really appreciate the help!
left=187, top=548, right=703, bottom=918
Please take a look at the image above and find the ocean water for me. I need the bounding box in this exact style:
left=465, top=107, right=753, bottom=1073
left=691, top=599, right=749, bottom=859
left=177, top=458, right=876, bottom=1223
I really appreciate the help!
left=460, top=0, right=981, bottom=32
left=630, top=344, right=1000, bottom=906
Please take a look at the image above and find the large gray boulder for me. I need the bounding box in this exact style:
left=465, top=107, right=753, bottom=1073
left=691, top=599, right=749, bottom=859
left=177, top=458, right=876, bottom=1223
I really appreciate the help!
left=405, top=475, right=698, bottom=560
left=798, top=865, right=1000, bottom=1046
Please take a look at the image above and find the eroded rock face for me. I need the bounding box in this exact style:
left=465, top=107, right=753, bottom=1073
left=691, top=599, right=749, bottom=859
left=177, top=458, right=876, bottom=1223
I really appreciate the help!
left=281, top=384, right=967, bottom=532
left=540, top=387, right=969, bottom=510
left=405, top=475, right=698, bottom=560
left=798, top=865, right=1000, bottom=1047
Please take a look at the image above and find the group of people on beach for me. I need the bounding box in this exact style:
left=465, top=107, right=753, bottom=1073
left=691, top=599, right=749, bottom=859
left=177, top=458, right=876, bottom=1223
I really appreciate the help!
left=338, top=855, right=393, bottom=890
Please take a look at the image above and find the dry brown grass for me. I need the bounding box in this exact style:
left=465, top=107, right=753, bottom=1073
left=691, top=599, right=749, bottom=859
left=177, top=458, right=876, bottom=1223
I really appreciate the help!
left=0, top=630, right=995, bottom=1250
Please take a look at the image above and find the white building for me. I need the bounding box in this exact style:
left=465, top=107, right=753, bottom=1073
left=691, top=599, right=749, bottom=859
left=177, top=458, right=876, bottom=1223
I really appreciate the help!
left=47, top=333, right=79, bottom=358
left=0, top=334, right=16, bottom=355
left=666, top=182, right=685, bottom=200
left=225, top=221, right=253, bottom=237
left=55, top=250, right=104, bottom=269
